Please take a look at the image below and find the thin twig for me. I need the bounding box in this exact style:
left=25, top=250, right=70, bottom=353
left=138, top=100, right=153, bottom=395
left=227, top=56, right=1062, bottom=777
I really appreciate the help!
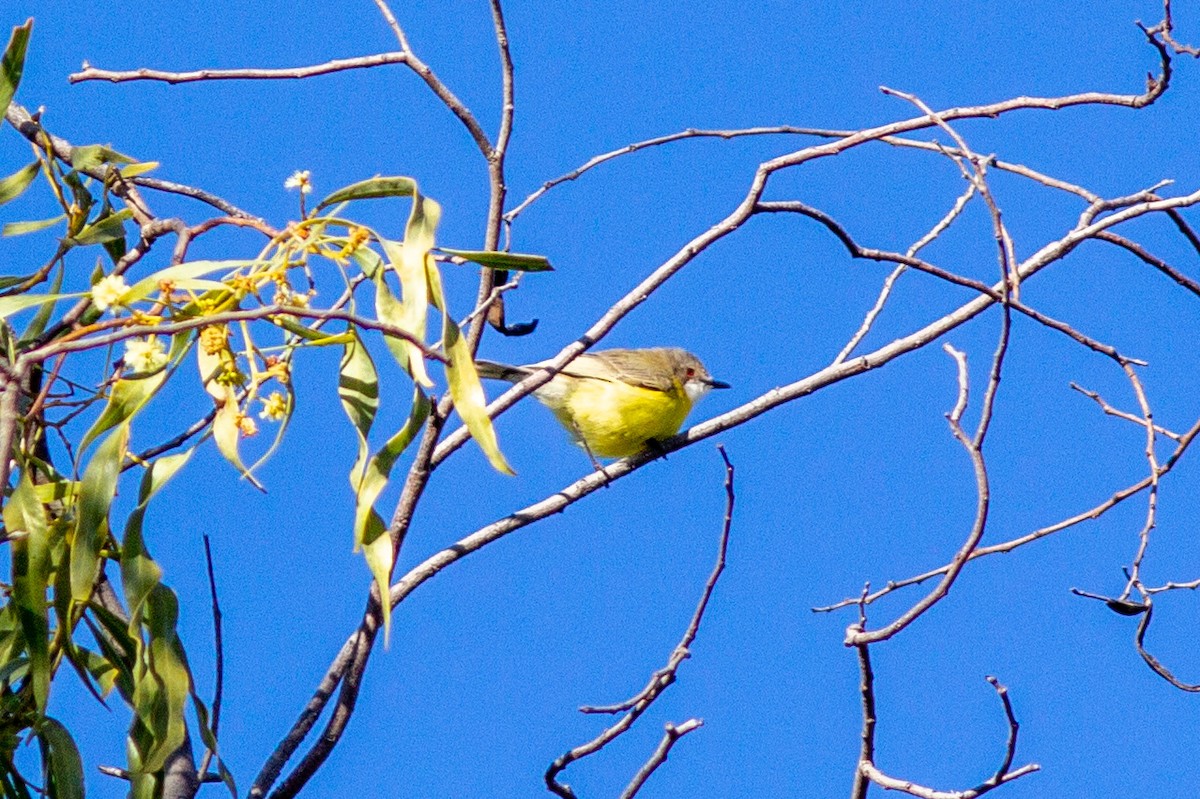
left=617, top=719, right=704, bottom=799
left=196, top=535, right=225, bottom=780
left=70, top=53, right=413, bottom=83
left=545, top=447, right=735, bottom=798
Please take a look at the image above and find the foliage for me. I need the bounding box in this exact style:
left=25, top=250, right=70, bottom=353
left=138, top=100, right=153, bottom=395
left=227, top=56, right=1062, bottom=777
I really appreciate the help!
left=0, top=20, right=548, bottom=796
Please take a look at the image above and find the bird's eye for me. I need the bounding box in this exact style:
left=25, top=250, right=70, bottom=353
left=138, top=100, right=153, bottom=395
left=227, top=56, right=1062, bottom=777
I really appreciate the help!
left=685, top=367, right=696, bottom=378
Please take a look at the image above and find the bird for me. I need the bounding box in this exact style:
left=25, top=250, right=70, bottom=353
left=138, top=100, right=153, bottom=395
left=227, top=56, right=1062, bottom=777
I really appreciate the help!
left=474, top=347, right=729, bottom=459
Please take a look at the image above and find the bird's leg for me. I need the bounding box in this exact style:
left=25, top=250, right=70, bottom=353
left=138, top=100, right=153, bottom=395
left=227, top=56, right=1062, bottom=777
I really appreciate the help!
left=570, top=420, right=612, bottom=485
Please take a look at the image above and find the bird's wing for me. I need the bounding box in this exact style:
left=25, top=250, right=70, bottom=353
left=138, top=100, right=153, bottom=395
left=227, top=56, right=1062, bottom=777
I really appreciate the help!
left=568, top=349, right=677, bottom=392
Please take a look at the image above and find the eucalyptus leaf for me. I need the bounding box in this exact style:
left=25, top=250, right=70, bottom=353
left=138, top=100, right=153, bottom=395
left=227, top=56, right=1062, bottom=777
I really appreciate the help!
left=2, top=215, right=65, bottom=237
left=0, top=161, right=39, bottom=206
left=315, top=175, right=417, bottom=210
left=71, top=423, right=130, bottom=603
left=440, top=247, right=553, bottom=273
left=4, top=472, right=50, bottom=712
left=427, top=259, right=513, bottom=475
left=0, top=291, right=80, bottom=321
left=38, top=719, right=84, bottom=799
left=0, top=19, right=32, bottom=123
left=68, top=207, right=133, bottom=246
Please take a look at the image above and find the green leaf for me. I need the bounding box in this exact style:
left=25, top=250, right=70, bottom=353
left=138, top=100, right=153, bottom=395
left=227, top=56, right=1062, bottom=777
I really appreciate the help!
left=62, top=642, right=119, bottom=701
left=440, top=247, right=554, bottom=273
left=125, top=259, right=259, bottom=305
left=0, top=274, right=32, bottom=289
left=82, top=608, right=136, bottom=702
left=427, top=258, right=514, bottom=475
left=338, top=331, right=377, bottom=543
left=38, top=718, right=84, bottom=799
left=0, top=291, right=81, bottom=321
left=128, top=586, right=190, bottom=774
left=0, top=20, right=32, bottom=124
left=119, top=161, right=160, bottom=178
left=121, top=452, right=191, bottom=628
left=79, top=369, right=169, bottom=456
left=4, top=472, right=50, bottom=713
left=71, top=423, right=130, bottom=603
left=353, top=390, right=431, bottom=645
left=0, top=161, right=39, bottom=206
left=67, top=207, right=133, bottom=246
left=2, top=215, right=65, bottom=237
left=191, top=693, right=237, bottom=798
left=17, top=260, right=64, bottom=344
left=31, top=478, right=78, bottom=506
left=376, top=238, right=431, bottom=387
left=213, top=392, right=264, bottom=490
left=271, top=314, right=354, bottom=345
left=315, top=175, right=417, bottom=210
left=69, top=144, right=138, bottom=171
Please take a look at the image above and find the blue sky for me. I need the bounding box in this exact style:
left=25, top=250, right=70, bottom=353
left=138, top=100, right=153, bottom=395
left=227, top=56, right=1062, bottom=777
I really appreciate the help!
left=5, top=1, right=1200, bottom=797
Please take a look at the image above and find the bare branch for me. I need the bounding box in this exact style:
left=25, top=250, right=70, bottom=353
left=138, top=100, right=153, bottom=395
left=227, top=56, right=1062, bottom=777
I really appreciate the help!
left=1070, top=383, right=1181, bottom=441
left=5, top=103, right=260, bottom=219
left=69, top=53, right=413, bottom=83
left=544, top=447, right=735, bottom=797
left=371, top=0, right=494, bottom=160
left=617, top=719, right=704, bottom=799
left=1135, top=603, right=1200, bottom=691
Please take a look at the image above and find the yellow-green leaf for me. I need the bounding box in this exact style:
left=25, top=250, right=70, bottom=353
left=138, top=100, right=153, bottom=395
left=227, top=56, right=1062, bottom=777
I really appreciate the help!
left=213, top=392, right=263, bottom=490
left=121, top=452, right=191, bottom=628
left=440, top=247, right=553, bottom=273
left=2, top=215, right=65, bottom=237
left=339, top=332, right=378, bottom=541
left=39, top=718, right=84, bottom=799
left=5, top=472, right=50, bottom=712
left=126, top=259, right=259, bottom=305
left=427, top=261, right=513, bottom=475
left=0, top=291, right=81, bottom=321
left=67, top=207, right=133, bottom=247
left=69, top=144, right=139, bottom=171
left=370, top=256, right=431, bottom=387
left=0, top=19, right=32, bottom=123
left=315, top=175, right=417, bottom=210
left=0, top=161, right=39, bottom=206
left=79, top=369, right=169, bottom=456
left=71, top=423, right=130, bottom=603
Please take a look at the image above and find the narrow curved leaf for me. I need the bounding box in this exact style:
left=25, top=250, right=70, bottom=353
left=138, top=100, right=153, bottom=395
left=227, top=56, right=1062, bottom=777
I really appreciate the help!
left=0, top=291, right=81, bottom=321
left=371, top=263, right=432, bottom=388
left=351, top=389, right=430, bottom=610
left=315, top=175, right=417, bottom=210
left=0, top=161, right=39, bottom=206
left=0, top=19, right=32, bottom=122
left=339, top=331, right=378, bottom=549
left=213, top=393, right=264, bottom=490
left=18, top=259, right=64, bottom=344
left=126, top=259, right=259, bottom=305
left=427, top=259, right=514, bottom=475
left=39, top=718, right=84, bottom=799
left=121, top=452, right=192, bottom=628
left=3, top=215, right=65, bottom=237
left=5, top=472, right=50, bottom=712
left=129, top=585, right=190, bottom=774
left=71, top=422, right=130, bottom=602
left=79, top=369, right=169, bottom=456
left=440, top=247, right=553, bottom=273
left=67, top=207, right=133, bottom=247
left=69, top=144, right=138, bottom=171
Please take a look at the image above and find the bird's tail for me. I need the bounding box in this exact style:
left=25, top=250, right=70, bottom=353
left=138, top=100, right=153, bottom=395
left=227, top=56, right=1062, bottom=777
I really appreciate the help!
left=474, top=359, right=531, bottom=383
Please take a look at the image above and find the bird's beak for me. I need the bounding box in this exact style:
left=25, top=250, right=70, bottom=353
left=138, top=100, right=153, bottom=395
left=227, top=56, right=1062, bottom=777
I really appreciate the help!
left=707, top=378, right=731, bottom=389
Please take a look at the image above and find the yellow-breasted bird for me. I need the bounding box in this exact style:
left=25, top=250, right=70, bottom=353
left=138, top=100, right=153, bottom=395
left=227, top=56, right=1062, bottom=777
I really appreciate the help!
left=475, top=347, right=729, bottom=458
